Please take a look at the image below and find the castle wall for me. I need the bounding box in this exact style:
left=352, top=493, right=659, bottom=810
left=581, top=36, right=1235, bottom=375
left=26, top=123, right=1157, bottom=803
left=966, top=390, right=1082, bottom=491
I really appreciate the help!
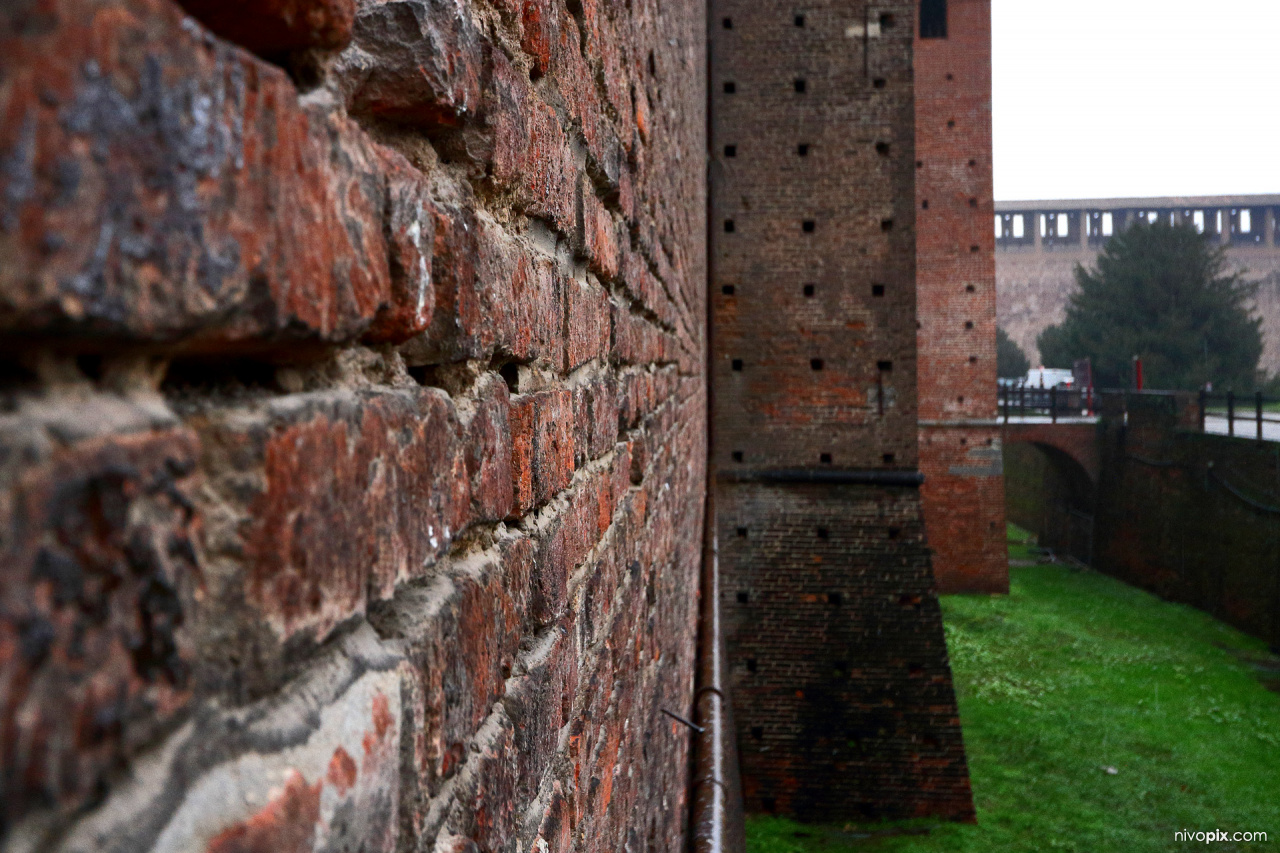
left=914, top=0, right=1007, bottom=594
left=1005, top=392, right=1280, bottom=651
left=708, top=0, right=973, bottom=821
left=0, top=0, right=707, bottom=849
left=996, top=199, right=1280, bottom=374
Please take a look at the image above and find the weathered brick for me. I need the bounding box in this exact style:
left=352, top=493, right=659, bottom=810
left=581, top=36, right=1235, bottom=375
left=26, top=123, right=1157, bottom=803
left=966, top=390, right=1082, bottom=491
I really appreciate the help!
left=589, top=375, right=621, bottom=459
left=570, top=376, right=619, bottom=466
left=564, top=278, right=611, bottom=372
left=367, top=155, right=438, bottom=343
left=1, top=0, right=710, bottom=847
left=0, top=426, right=200, bottom=825
left=196, top=387, right=470, bottom=648
left=340, top=0, right=485, bottom=129
left=432, top=711, right=521, bottom=850
left=533, top=389, right=575, bottom=503
left=0, top=0, right=433, bottom=347
left=529, top=791, right=574, bottom=853
left=476, top=218, right=566, bottom=368
left=577, top=0, right=632, bottom=141
left=462, top=374, right=514, bottom=523
left=501, top=625, right=576, bottom=807
left=176, top=0, right=356, bottom=55
left=517, top=0, right=562, bottom=77
left=387, top=555, right=523, bottom=800
left=408, top=204, right=564, bottom=369
left=504, top=388, right=575, bottom=519
left=579, top=186, right=621, bottom=282
left=508, top=393, right=537, bottom=517
left=39, top=628, right=407, bottom=853
left=485, top=51, right=577, bottom=233
left=197, top=671, right=402, bottom=853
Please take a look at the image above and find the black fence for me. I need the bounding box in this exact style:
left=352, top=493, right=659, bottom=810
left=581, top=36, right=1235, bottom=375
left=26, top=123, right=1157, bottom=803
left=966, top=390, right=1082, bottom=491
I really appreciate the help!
left=999, top=384, right=1095, bottom=423
left=1001, top=386, right=1280, bottom=442
left=1197, top=390, right=1280, bottom=440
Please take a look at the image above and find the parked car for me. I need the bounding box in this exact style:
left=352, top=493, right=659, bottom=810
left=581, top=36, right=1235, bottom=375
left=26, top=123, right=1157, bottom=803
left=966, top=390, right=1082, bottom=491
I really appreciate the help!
left=1025, top=367, right=1074, bottom=389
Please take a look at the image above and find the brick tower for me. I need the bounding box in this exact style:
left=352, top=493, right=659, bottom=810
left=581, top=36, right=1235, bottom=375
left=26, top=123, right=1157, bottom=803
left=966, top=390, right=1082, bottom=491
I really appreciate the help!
left=914, top=0, right=1009, bottom=593
left=709, top=0, right=973, bottom=822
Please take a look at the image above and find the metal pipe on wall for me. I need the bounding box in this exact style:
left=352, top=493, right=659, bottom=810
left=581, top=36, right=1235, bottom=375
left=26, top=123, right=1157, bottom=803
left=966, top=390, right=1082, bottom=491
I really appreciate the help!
left=691, top=496, right=746, bottom=853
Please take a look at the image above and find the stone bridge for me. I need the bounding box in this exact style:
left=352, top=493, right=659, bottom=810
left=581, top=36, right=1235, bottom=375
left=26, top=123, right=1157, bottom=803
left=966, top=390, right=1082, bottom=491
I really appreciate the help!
left=1002, top=419, right=1101, bottom=484
left=1005, top=392, right=1280, bottom=649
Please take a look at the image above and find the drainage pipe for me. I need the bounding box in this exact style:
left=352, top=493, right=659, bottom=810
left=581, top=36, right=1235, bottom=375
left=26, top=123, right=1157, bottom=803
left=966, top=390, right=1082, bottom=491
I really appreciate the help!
left=690, top=496, right=745, bottom=852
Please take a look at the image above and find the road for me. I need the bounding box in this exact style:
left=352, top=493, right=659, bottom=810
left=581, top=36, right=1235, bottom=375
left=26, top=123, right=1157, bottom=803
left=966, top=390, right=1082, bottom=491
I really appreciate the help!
left=1204, top=414, right=1280, bottom=442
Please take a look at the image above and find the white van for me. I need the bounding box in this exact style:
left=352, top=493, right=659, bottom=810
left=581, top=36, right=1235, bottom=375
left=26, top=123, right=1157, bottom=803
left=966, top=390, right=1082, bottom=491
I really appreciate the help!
left=1025, top=368, right=1074, bottom=389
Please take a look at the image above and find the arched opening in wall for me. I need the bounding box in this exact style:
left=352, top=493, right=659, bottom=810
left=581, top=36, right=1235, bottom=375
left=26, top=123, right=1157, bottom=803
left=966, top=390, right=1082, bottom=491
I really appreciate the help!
left=1004, top=440, right=1096, bottom=564
left=920, top=0, right=947, bottom=39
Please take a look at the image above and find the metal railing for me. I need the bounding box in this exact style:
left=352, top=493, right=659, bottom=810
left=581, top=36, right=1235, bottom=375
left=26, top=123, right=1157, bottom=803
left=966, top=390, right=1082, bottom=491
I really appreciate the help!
left=999, top=384, right=1095, bottom=423
left=1197, top=390, right=1280, bottom=440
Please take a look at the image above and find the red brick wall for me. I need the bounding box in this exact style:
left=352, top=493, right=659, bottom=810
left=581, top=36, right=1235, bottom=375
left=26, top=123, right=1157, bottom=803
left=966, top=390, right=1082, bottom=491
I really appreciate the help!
left=914, top=0, right=1008, bottom=594
left=710, top=2, right=919, bottom=472
left=0, top=0, right=707, bottom=849
left=709, top=0, right=973, bottom=821
left=718, top=482, right=973, bottom=822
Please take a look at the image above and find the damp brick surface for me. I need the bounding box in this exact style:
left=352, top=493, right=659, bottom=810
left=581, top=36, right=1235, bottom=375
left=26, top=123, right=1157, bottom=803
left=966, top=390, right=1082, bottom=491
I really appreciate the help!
left=0, top=0, right=707, bottom=849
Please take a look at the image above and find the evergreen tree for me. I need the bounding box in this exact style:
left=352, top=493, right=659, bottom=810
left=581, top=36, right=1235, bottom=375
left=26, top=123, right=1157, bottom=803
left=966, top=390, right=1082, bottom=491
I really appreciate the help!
left=997, top=327, right=1031, bottom=379
left=1037, top=222, right=1261, bottom=391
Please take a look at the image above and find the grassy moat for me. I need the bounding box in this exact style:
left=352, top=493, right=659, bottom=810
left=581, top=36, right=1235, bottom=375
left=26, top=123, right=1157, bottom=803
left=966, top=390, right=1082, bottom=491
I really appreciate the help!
left=745, top=526, right=1280, bottom=852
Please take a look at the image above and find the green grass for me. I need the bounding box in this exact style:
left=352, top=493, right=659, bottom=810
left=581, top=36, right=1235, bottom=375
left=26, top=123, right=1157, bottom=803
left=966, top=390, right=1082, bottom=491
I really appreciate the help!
left=1005, top=523, right=1040, bottom=564
left=746, top=527, right=1280, bottom=852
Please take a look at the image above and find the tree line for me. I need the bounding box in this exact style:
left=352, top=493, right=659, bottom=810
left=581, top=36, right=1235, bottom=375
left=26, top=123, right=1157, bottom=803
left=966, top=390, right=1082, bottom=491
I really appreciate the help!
left=998, top=221, right=1263, bottom=392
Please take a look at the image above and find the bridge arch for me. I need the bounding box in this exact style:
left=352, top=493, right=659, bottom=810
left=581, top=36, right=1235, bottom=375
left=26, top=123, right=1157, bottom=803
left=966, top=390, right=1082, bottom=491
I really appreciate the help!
left=1002, top=423, right=1101, bottom=563
left=1002, top=422, right=1100, bottom=485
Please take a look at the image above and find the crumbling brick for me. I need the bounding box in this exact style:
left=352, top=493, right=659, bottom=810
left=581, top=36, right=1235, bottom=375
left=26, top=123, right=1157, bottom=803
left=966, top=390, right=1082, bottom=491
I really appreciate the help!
left=0, top=0, right=707, bottom=847
left=0, top=427, right=201, bottom=822
left=0, top=0, right=434, bottom=348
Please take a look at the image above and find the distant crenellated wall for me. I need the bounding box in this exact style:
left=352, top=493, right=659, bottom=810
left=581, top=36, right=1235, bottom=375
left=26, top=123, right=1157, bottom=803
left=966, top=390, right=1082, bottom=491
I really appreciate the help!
left=996, top=196, right=1280, bottom=373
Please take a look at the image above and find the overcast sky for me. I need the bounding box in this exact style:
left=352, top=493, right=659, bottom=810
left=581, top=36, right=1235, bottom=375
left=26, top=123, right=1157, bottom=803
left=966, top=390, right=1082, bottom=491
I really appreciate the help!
left=993, top=0, right=1280, bottom=202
